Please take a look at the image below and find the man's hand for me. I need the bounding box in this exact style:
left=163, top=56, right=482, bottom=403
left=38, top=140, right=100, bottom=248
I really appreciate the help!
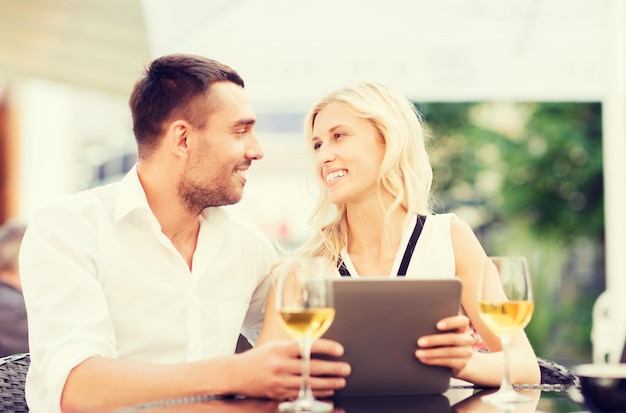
left=235, top=339, right=350, bottom=400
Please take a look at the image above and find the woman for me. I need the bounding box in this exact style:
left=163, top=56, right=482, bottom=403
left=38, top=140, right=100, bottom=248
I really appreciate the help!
left=257, top=81, right=540, bottom=387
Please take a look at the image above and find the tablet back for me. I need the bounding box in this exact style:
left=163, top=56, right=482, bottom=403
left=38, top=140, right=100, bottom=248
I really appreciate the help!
left=323, top=278, right=462, bottom=397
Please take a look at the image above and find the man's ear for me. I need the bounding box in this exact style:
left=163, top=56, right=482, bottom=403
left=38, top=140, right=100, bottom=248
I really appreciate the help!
left=167, top=120, right=190, bottom=159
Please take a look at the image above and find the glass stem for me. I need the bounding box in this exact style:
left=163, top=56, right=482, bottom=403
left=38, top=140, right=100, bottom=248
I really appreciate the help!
left=298, top=338, right=314, bottom=401
left=500, top=335, right=515, bottom=392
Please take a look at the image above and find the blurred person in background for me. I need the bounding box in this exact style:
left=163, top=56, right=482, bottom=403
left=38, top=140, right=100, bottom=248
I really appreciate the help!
left=0, top=219, right=29, bottom=357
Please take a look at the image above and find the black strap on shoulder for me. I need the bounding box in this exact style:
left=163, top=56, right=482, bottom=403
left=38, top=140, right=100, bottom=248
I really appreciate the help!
left=396, top=215, right=426, bottom=277
left=337, top=260, right=351, bottom=277
left=337, top=215, right=427, bottom=278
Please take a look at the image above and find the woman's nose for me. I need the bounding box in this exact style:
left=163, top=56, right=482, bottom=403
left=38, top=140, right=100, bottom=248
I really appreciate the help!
left=317, top=143, right=335, bottom=164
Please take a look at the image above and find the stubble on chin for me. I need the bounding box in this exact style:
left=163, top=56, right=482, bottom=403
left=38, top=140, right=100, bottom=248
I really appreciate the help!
left=178, top=179, right=242, bottom=214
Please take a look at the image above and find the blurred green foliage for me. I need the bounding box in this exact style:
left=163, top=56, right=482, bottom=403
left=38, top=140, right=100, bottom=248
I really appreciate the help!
left=501, top=103, right=604, bottom=240
left=418, top=101, right=604, bottom=365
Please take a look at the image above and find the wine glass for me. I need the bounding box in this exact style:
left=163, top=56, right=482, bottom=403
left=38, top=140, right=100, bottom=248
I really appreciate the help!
left=273, top=256, right=336, bottom=412
left=478, top=256, right=535, bottom=405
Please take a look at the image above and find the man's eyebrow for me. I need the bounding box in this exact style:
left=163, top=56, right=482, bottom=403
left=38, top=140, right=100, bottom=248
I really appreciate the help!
left=230, top=118, right=256, bottom=128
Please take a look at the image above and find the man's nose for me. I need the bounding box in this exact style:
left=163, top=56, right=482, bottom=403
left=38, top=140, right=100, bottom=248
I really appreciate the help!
left=246, top=132, right=264, bottom=160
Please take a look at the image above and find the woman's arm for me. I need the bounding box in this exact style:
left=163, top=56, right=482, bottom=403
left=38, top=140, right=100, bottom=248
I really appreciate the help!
left=449, top=217, right=540, bottom=386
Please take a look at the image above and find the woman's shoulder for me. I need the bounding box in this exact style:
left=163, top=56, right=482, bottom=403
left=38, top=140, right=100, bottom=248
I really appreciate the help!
left=423, top=213, right=480, bottom=249
left=425, top=212, right=472, bottom=229
left=444, top=213, right=479, bottom=242
left=423, top=212, right=467, bottom=229
left=445, top=214, right=486, bottom=263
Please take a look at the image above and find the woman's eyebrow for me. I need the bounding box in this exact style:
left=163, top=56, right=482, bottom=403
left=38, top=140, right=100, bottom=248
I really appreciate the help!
left=311, top=124, right=346, bottom=140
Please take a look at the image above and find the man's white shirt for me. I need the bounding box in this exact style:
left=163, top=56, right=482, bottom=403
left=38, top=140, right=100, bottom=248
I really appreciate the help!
left=19, top=165, right=277, bottom=412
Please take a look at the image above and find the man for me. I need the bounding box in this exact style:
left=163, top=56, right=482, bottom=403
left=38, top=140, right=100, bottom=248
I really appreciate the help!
left=0, top=219, right=29, bottom=357
left=19, top=54, right=349, bottom=413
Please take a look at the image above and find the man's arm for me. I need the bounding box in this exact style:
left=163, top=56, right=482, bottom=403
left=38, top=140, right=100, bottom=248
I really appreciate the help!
left=61, top=340, right=348, bottom=413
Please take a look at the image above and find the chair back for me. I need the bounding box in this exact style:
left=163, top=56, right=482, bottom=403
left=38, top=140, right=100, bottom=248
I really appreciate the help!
left=0, top=353, right=30, bottom=413
left=538, top=357, right=580, bottom=391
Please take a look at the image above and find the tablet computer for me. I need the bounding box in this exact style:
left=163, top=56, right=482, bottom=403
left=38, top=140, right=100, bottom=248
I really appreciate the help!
left=320, top=277, right=462, bottom=397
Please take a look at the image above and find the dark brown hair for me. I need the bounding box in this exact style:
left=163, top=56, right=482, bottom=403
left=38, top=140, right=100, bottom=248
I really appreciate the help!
left=129, top=54, right=244, bottom=157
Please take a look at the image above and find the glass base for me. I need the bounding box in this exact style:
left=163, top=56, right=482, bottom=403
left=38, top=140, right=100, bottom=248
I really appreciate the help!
left=481, top=387, right=532, bottom=405
left=278, top=398, right=334, bottom=412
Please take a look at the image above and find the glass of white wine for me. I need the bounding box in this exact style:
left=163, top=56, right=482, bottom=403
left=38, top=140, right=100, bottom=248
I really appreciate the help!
left=274, top=256, right=336, bottom=412
left=478, top=256, right=535, bottom=405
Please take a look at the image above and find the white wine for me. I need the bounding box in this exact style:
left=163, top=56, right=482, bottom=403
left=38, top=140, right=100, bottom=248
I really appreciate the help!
left=279, top=307, right=336, bottom=340
left=479, top=301, right=534, bottom=336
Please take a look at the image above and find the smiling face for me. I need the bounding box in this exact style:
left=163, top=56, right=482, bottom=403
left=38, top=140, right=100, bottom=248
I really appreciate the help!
left=311, top=102, right=386, bottom=206
left=179, top=81, right=262, bottom=213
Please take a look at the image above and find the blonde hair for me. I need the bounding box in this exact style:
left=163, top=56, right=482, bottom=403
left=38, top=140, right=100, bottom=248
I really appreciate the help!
left=297, top=81, right=433, bottom=265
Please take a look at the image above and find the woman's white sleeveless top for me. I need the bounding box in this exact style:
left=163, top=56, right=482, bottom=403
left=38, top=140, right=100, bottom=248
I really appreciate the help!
left=339, top=213, right=456, bottom=278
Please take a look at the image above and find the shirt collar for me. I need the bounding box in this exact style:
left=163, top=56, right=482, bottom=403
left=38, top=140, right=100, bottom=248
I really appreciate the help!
left=114, top=163, right=153, bottom=222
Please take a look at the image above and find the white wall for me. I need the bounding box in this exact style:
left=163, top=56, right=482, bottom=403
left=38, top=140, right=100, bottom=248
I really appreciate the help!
left=15, top=78, right=134, bottom=220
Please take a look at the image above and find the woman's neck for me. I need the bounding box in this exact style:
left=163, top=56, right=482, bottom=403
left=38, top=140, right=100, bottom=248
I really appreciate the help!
left=345, top=198, right=409, bottom=263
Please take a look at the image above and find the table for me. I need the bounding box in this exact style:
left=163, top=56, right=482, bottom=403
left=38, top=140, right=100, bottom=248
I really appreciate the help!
left=116, top=387, right=589, bottom=412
